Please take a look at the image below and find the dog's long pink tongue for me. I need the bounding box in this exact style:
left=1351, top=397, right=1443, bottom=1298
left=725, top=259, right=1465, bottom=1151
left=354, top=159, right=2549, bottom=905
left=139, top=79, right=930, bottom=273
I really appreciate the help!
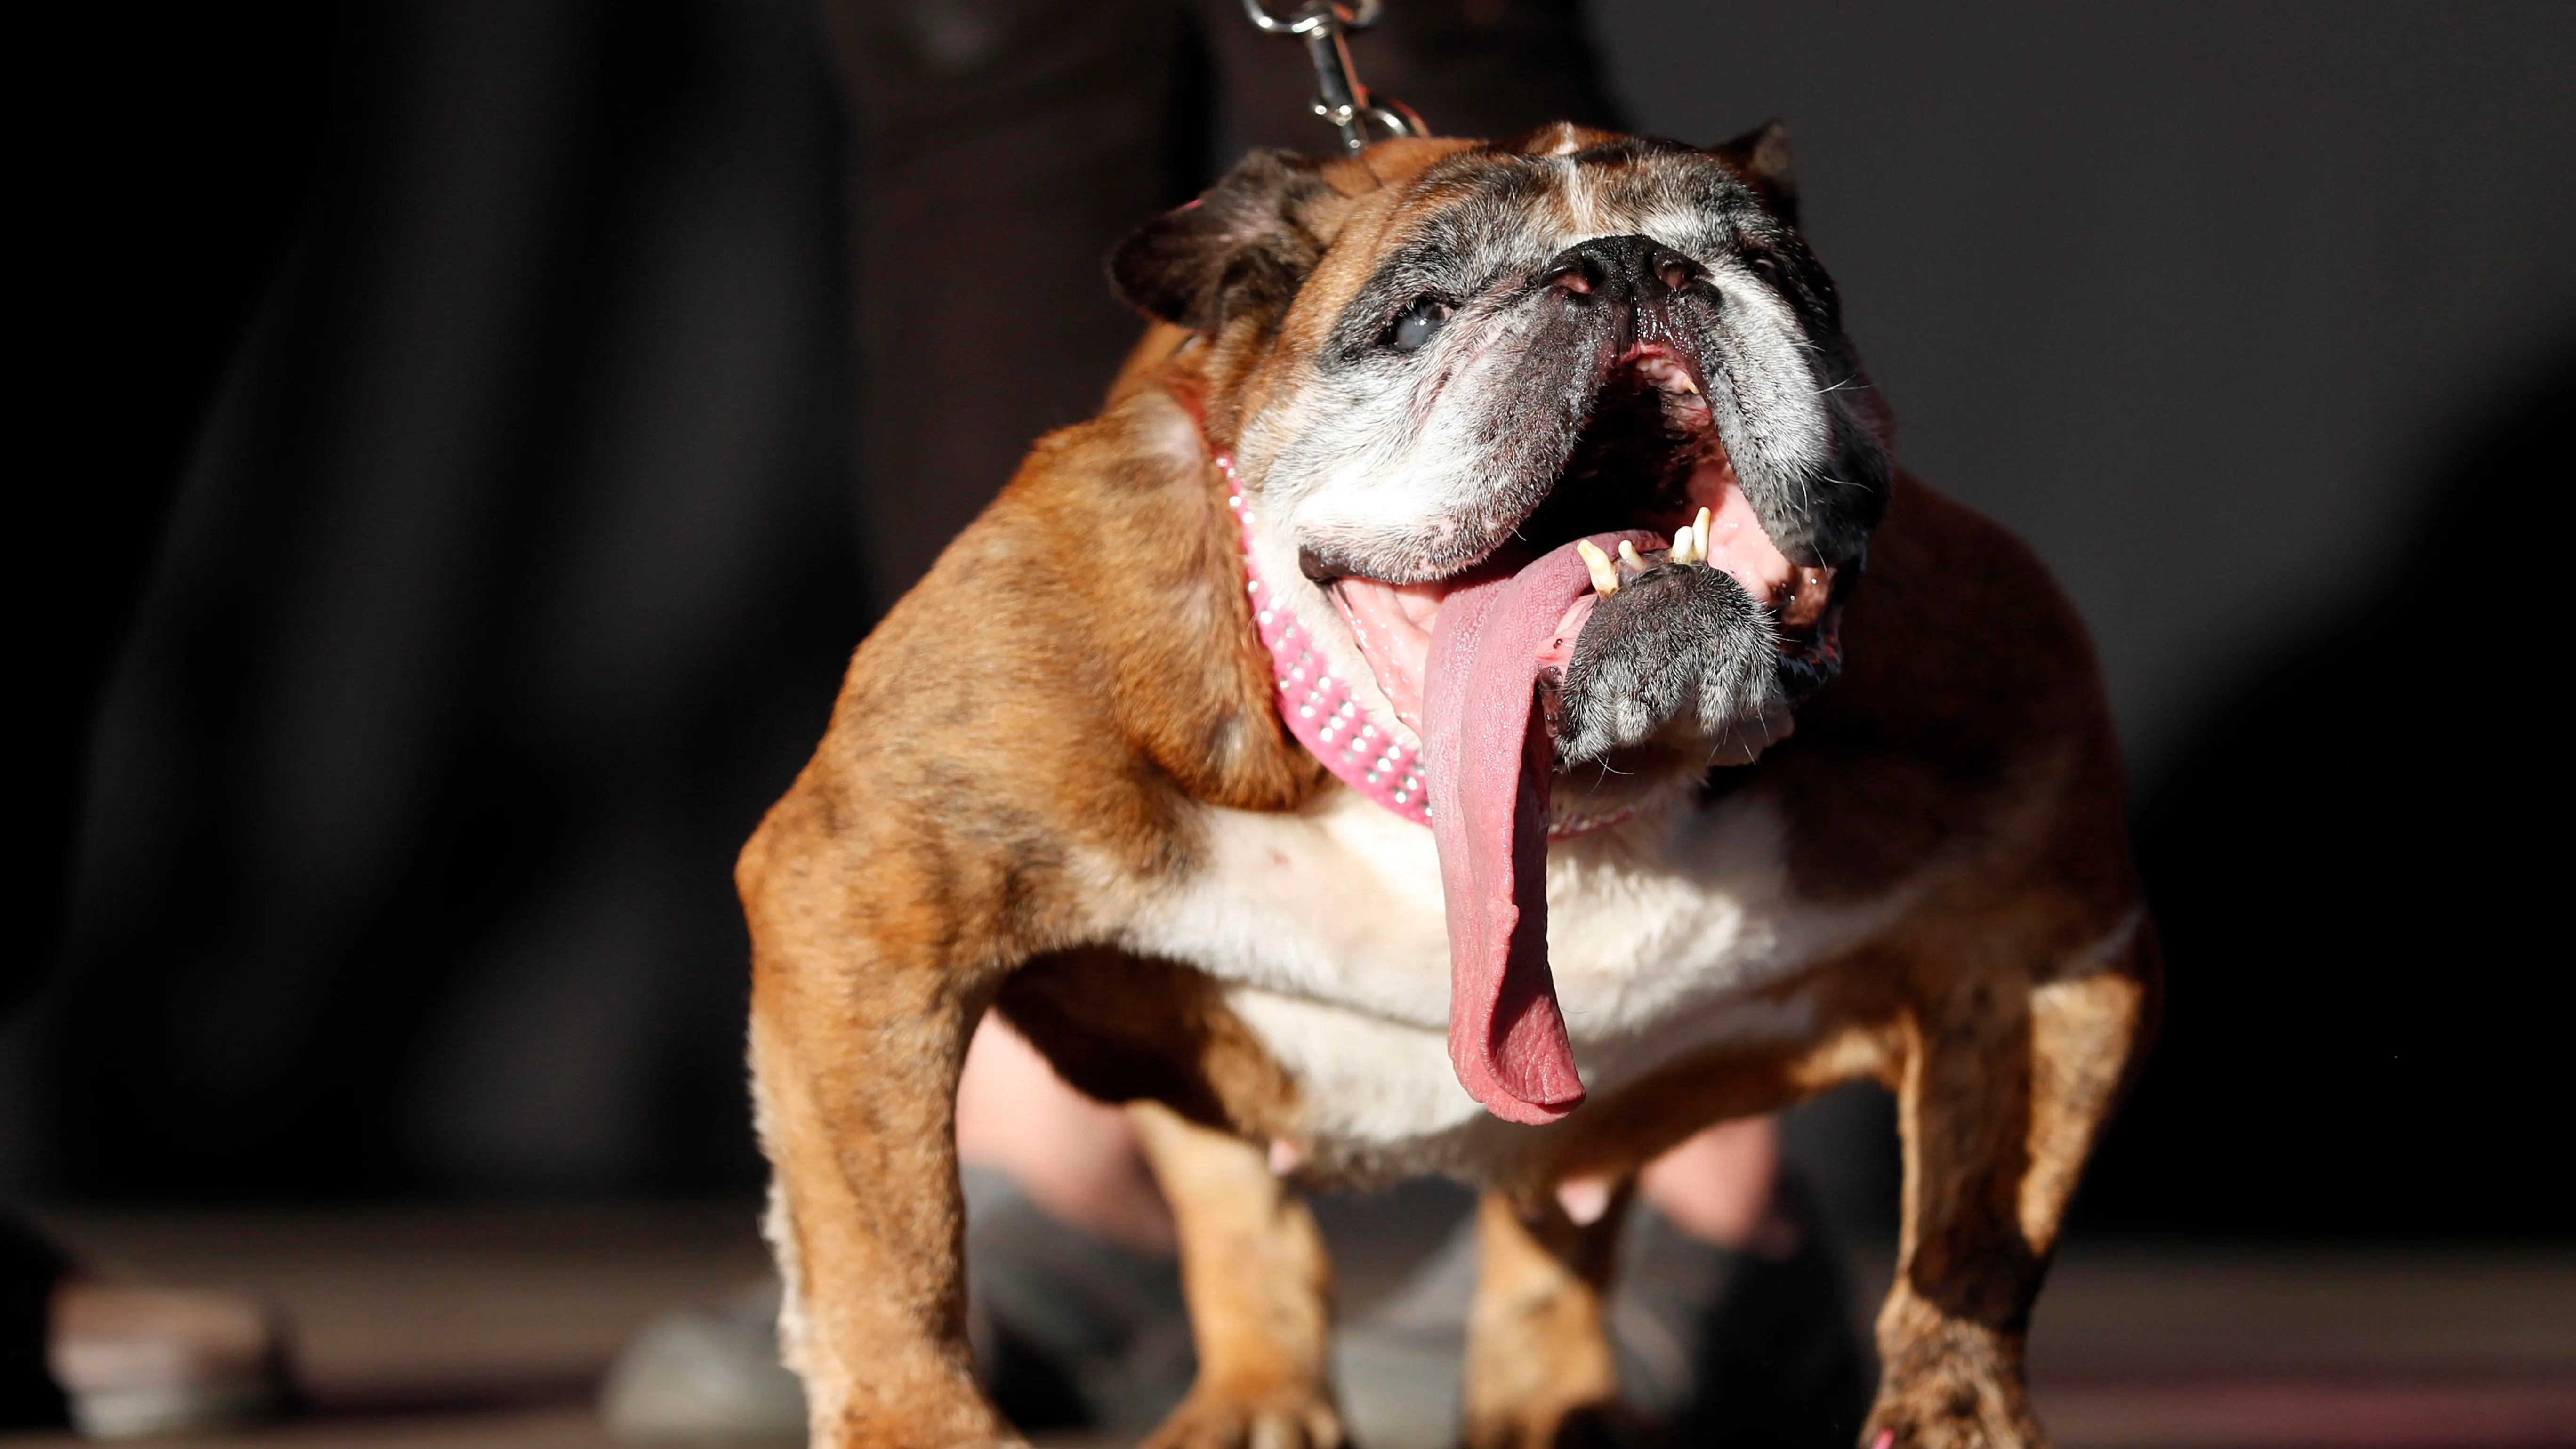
left=1425, top=531, right=1656, bottom=1125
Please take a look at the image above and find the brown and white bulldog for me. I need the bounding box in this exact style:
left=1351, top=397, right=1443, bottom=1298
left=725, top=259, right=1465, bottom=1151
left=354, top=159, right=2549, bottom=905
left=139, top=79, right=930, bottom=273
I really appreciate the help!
left=742, top=123, right=2158, bottom=1449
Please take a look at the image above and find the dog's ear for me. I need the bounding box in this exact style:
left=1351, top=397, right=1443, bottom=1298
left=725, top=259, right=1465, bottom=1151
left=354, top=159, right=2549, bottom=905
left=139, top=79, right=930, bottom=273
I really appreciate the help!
left=1710, top=121, right=1798, bottom=226
left=1111, top=150, right=1336, bottom=332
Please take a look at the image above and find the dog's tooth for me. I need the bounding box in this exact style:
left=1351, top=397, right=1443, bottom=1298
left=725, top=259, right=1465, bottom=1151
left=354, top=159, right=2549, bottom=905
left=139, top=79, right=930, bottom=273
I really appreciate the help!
left=1577, top=539, right=1619, bottom=595
left=1618, top=540, right=1646, bottom=572
left=1692, top=507, right=1713, bottom=564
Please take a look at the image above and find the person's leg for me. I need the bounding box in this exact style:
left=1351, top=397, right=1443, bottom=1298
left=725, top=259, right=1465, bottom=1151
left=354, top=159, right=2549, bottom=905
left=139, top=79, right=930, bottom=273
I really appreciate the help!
left=822, top=0, right=1208, bottom=620
left=954, top=1016, right=1194, bottom=1431
left=957, top=1015, right=1174, bottom=1254
left=1637, top=1115, right=1797, bottom=1258
left=1625, top=1119, right=1874, bottom=1448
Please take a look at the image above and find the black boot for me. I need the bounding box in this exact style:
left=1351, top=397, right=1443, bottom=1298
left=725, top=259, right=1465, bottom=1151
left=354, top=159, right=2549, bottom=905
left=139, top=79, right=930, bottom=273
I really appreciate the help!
left=1610, top=1176, right=1874, bottom=1449
left=0, top=1212, right=70, bottom=1431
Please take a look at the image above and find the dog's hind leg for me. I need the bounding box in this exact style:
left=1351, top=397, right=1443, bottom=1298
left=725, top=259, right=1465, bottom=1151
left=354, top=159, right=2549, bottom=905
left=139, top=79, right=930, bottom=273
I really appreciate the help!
left=1461, top=1183, right=1631, bottom=1449
left=743, top=789, right=1019, bottom=1449
left=1867, top=920, right=2158, bottom=1449
left=1129, top=1102, right=1342, bottom=1449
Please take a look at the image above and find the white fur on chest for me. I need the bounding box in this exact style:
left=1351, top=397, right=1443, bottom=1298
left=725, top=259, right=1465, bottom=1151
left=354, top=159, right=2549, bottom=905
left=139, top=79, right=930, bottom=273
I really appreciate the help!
left=1118, top=785, right=1910, bottom=1160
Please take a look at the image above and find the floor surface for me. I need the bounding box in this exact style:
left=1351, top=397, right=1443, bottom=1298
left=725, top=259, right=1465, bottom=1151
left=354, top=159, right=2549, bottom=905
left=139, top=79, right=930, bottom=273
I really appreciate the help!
left=5, top=1203, right=2570, bottom=1449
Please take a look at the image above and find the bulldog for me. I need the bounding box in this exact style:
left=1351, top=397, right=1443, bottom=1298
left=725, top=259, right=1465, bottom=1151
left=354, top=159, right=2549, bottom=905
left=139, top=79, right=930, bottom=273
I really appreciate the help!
left=743, top=123, right=2158, bottom=1449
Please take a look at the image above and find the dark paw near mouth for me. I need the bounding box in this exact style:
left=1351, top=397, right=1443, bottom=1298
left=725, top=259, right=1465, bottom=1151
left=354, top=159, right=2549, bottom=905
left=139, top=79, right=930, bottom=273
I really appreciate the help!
left=1551, top=556, right=1780, bottom=763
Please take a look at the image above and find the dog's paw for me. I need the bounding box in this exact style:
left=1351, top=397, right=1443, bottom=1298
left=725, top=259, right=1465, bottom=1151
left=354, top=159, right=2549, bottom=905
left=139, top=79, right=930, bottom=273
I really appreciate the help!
left=1551, top=555, right=1780, bottom=764
left=1141, top=1389, right=1343, bottom=1449
left=1861, top=1368, right=2045, bottom=1449
left=1859, top=1411, right=2044, bottom=1449
left=1463, top=1401, right=1640, bottom=1449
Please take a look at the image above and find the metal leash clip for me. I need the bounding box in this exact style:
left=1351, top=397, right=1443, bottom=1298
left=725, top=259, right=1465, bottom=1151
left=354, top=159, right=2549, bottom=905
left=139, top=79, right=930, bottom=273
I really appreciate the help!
left=1240, top=0, right=1429, bottom=153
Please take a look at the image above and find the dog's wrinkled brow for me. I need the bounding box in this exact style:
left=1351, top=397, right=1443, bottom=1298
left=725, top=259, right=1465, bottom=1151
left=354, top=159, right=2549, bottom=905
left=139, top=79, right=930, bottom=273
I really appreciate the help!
left=1319, top=152, right=1785, bottom=362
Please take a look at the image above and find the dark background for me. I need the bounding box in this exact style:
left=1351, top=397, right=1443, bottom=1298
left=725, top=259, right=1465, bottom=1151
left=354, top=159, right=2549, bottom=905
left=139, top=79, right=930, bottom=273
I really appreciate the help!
left=5, top=1, right=2571, bottom=1240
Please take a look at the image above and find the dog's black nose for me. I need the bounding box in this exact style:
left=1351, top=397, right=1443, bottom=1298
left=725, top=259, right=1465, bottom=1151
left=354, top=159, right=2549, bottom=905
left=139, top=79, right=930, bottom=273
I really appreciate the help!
left=1541, top=234, right=1700, bottom=301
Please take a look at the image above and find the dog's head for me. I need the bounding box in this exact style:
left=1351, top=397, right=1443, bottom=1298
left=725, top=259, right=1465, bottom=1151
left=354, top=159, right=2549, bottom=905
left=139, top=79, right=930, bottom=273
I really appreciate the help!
left=1114, top=124, right=1892, bottom=1124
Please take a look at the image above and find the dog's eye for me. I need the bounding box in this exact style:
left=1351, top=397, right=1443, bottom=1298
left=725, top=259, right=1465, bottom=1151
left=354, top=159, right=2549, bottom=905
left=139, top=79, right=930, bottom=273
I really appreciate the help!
left=1389, top=298, right=1452, bottom=353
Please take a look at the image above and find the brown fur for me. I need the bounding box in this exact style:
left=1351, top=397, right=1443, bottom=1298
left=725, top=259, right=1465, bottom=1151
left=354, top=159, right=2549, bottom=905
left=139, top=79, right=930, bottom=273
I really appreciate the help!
left=1130, top=1103, right=1342, bottom=1449
left=744, top=133, right=2158, bottom=1449
left=1463, top=1190, right=1628, bottom=1449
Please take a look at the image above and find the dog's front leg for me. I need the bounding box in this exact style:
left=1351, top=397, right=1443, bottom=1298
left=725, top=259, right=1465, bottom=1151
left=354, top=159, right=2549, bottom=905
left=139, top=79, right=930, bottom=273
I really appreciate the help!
left=1462, top=1184, right=1630, bottom=1449
left=744, top=798, right=1012, bottom=1449
left=1869, top=929, right=2158, bottom=1449
left=1129, top=1103, right=1341, bottom=1449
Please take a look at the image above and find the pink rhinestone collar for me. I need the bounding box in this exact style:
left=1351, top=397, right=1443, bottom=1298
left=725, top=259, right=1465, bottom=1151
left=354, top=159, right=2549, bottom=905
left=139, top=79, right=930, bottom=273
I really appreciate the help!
left=1219, top=453, right=1434, bottom=827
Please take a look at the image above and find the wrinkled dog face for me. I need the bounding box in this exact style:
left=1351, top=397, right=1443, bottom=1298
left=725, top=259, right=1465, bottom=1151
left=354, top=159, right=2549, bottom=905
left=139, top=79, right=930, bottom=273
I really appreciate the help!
left=1115, top=125, right=1889, bottom=799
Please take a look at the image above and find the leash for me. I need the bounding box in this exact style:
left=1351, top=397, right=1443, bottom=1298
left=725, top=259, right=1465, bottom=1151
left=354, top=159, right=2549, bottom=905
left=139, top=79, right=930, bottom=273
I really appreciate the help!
left=1239, top=0, right=1429, bottom=153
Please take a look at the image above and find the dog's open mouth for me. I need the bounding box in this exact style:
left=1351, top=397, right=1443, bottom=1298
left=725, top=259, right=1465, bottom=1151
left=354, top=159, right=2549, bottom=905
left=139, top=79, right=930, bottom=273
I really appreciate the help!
left=1317, top=343, right=1838, bottom=741
left=1295, top=344, right=1840, bottom=1127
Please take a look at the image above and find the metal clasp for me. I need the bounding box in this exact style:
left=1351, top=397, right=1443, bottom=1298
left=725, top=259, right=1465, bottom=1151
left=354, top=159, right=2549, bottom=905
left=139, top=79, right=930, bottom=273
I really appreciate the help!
left=1240, top=0, right=1428, bottom=153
